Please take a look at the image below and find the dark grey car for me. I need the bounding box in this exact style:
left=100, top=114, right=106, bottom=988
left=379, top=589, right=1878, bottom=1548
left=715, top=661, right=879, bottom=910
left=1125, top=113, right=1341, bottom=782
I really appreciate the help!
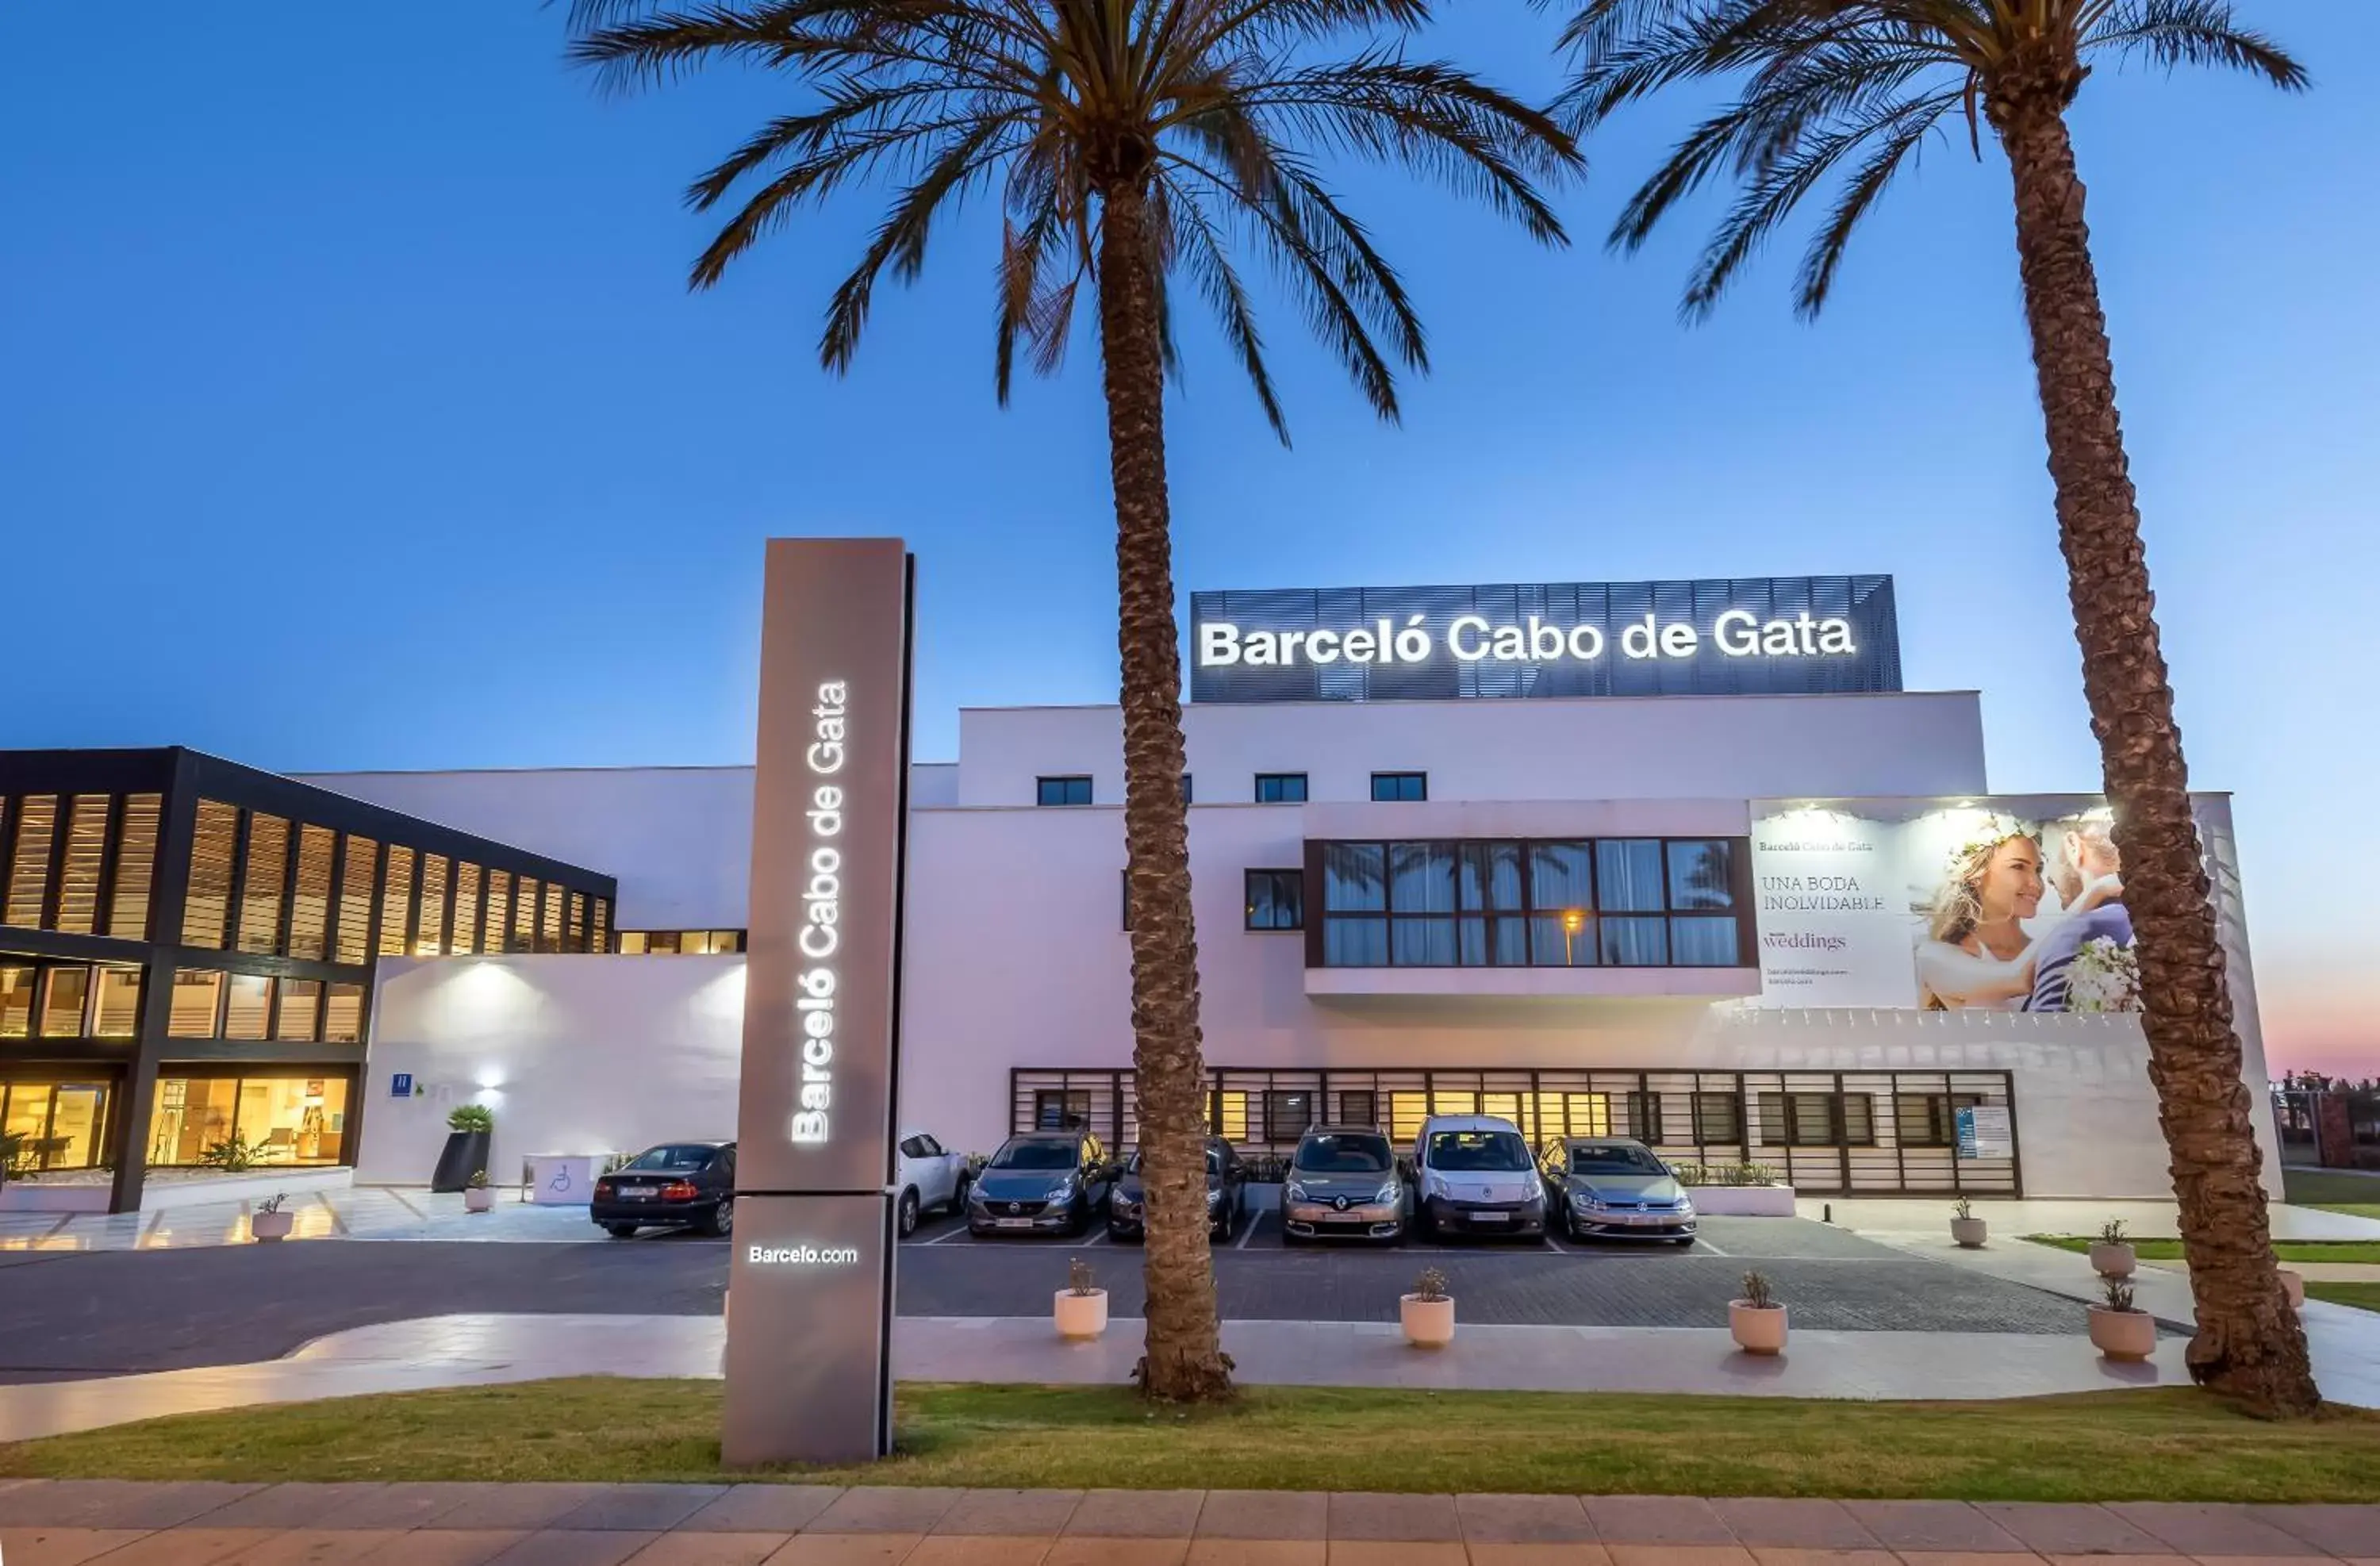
left=1539, top=1136, right=1698, bottom=1243
left=1281, top=1126, right=1406, bottom=1243
left=1107, top=1137, right=1246, bottom=1242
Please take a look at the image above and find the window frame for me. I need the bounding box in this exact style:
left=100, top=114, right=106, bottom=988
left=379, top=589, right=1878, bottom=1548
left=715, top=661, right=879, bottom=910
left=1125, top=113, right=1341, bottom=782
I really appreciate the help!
left=1243, top=868, right=1305, bottom=932
left=1035, top=775, right=1094, bottom=808
left=1253, top=773, right=1309, bottom=804
left=1369, top=771, right=1427, bottom=803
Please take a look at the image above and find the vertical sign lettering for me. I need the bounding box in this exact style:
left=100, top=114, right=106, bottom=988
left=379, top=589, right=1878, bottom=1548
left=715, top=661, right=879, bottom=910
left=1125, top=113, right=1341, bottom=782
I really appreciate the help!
left=724, top=538, right=912, bottom=1467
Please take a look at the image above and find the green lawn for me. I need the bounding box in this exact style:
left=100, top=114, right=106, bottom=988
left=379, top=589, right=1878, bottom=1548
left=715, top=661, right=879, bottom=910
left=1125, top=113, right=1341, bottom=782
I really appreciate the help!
left=2283, top=1168, right=2380, bottom=1220
left=2023, top=1235, right=2380, bottom=1265
left=3, top=1380, right=2378, bottom=1503
left=2305, top=1281, right=2380, bottom=1315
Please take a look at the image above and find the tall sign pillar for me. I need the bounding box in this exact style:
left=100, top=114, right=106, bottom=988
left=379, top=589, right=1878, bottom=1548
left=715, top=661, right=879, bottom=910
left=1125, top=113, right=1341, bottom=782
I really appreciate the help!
left=724, top=537, right=913, bottom=1466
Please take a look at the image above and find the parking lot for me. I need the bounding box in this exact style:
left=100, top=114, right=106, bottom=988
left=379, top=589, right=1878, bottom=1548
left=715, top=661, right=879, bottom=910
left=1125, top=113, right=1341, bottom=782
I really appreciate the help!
left=894, top=1208, right=2098, bottom=1335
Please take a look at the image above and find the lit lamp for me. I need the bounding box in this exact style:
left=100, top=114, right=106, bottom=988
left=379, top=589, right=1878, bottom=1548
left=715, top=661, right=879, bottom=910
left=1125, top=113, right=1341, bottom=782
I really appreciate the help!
left=1560, top=908, right=1585, bottom=965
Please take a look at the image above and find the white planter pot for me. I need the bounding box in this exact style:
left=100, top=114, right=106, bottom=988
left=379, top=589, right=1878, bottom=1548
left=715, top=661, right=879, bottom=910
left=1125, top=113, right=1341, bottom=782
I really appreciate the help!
left=1054, top=1288, right=1108, bottom=1339
left=2088, top=1304, right=2157, bottom=1362
left=2089, top=1242, right=2136, bottom=1278
left=249, top=1209, right=294, bottom=1242
left=2280, top=1269, right=2305, bottom=1311
left=464, top=1187, right=496, bottom=1213
left=1400, top=1294, right=1456, bottom=1349
left=1950, top=1217, right=1988, bottom=1249
left=1687, top=1185, right=1797, bottom=1218
left=1729, top=1301, right=1787, bottom=1355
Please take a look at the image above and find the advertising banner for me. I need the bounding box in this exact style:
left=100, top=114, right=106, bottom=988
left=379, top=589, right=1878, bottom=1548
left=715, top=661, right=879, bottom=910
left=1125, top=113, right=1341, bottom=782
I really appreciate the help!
left=724, top=537, right=912, bottom=1467
left=1749, top=796, right=2196, bottom=1015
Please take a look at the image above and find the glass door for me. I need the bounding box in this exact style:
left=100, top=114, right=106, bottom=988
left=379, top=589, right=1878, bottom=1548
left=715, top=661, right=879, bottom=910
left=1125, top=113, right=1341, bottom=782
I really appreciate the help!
left=0, top=1080, right=112, bottom=1171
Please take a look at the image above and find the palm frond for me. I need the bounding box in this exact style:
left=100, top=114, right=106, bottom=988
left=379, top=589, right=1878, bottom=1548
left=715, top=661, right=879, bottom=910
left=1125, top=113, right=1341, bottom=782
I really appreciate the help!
left=2089, top=0, right=2306, bottom=90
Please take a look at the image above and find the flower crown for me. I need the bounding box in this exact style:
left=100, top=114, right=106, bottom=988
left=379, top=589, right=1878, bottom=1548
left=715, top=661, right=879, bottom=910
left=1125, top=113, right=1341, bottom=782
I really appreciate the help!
left=1942, top=815, right=2035, bottom=879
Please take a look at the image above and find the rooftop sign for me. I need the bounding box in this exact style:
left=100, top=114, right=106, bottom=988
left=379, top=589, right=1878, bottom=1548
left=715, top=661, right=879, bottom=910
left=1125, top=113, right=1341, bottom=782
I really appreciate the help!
left=1188, top=578, right=1900, bottom=703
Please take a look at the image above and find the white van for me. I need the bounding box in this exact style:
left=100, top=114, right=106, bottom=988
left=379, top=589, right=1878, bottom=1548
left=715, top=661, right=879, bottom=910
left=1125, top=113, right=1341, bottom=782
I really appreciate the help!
left=1410, top=1115, right=1548, bottom=1240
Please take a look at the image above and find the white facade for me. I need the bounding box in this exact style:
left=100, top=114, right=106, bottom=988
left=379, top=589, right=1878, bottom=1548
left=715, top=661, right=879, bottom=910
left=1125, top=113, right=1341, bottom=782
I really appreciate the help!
left=312, top=687, right=2279, bottom=1201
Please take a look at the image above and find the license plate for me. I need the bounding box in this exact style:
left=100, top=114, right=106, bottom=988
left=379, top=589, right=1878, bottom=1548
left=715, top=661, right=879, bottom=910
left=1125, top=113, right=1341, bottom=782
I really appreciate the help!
left=995, top=1217, right=1034, bottom=1229
left=621, top=1188, right=655, bottom=1200
left=1469, top=1211, right=1510, bottom=1223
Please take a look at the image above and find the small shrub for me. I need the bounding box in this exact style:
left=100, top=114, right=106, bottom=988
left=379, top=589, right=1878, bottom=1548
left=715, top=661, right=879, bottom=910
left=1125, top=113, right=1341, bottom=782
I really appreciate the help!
left=1740, top=1270, right=1778, bottom=1310
left=256, top=1192, right=288, bottom=1216
left=200, top=1134, right=265, bottom=1173
left=447, top=1104, right=495, bottom=1134
left=467, top=1169, right=492, bottom=1189
left=2098, top=1217, right=2130, bottom=1247
left=1067, top=1256, right=1096, bottom=1296
left=1411, top=1267, right=1449, bottom=1303
left=1953, top=1196, right=1974, bottom=1221
left=2100, top=1274, right=2138, bottom=1314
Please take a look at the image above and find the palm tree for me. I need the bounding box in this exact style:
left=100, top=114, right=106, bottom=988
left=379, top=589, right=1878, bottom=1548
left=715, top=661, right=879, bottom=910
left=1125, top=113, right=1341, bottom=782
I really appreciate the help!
left=568, top=0, right=1577, bottom=1400
left=1550, top=0, right=2314, bottom=1415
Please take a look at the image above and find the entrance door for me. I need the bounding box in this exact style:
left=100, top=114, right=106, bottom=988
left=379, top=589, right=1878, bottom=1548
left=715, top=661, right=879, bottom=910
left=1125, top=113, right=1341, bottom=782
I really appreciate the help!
left=0, top=1080, right=113, bottom=1171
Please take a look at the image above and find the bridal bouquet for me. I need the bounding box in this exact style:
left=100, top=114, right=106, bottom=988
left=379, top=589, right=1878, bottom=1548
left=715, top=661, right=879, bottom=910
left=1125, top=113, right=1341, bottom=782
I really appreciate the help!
left=2067, top=937, right=2142, bottom=1013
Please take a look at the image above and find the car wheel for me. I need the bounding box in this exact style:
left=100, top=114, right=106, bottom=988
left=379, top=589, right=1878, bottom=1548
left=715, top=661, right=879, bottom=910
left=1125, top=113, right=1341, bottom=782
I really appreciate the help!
left=604, top=1223, right=638, bottom=1239
left=706, top=1196, right=735, bottom=1238
left=898, top=1188, right=921, bottom=1238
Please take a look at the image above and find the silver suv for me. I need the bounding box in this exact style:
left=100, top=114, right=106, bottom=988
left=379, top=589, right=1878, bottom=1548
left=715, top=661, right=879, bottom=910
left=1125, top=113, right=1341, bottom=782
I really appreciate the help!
left=1411, top=1115, right=1547, bottom=1239
left=1281, top=1126, right=1406, bottom=1243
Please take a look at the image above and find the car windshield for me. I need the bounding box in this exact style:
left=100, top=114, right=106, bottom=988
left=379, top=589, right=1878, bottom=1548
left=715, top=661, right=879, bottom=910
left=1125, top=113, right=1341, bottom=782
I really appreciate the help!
left=990, top=1140, right=1079, bottom=1170
left=1125, top=1149, right=1224, bottom=1176
left=1427, top=1130, right=1533, bottom=1172
left=623, top=1145, right=716, bottom=1172
left=1570, top=1144, right=1666, bottom=1176
left=1294, top=1134, right=1392, bottom=1173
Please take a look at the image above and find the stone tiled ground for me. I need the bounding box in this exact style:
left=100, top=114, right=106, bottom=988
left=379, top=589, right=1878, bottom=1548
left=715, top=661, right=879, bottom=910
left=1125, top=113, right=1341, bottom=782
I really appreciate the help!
left=1, top=1483, right=2373, bottom=1564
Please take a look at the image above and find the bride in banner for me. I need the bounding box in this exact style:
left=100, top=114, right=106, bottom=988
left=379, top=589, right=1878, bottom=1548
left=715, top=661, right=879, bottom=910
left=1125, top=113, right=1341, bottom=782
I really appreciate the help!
left=1915, top=826, right=2124, bottom=1011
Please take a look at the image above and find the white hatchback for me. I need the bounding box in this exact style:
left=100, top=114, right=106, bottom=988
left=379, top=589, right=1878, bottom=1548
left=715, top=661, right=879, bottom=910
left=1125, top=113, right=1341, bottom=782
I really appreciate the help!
left=1410, top=1115, right=1549, bottom=1240
left=895, top=1129, right=969, bottom=1236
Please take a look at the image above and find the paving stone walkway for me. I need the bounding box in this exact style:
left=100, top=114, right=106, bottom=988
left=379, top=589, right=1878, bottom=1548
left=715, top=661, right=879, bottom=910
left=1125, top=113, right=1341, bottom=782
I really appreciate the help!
left=0, top=1483, right=2374, bottom=1564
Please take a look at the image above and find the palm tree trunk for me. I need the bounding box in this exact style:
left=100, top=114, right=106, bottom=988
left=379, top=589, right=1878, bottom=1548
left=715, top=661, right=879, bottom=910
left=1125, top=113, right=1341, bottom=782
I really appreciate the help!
left=1992, top=85, right=2318, bottom=1416
left=1095, top=175, right=1233, bottom=1403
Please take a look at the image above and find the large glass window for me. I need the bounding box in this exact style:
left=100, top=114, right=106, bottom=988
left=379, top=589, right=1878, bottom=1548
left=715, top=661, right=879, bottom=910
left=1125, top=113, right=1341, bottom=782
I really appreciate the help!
left=53, top=794, right=109, bottom=935
left=3, top=1081, right=111, bottom=1172
left=182, top=800, right=239, bottom=946
left=1758, top=1092, right=1875, bottom=1147
left=1, top=965, right=33, bottom=1037
left=168, top=969, right=224, bottom=1038
left=147, top=1073, right=353, bottom=1167
left=236, top=813, right=290, bottom=954
left=108, top=794, right=161, bottom=939
left=277, top=979, right=322, bottom=1042
left=324, top=983, right=365, bottom=1044
left=6, top=795, right=58, bottom=928
left=223, top=973, right=274, bottom=1040
left=92, top=968, right=142, bottom=1038
left=37, top=967, right=88, bottom=1038
left=1315, top=835, right=1746, bottom=969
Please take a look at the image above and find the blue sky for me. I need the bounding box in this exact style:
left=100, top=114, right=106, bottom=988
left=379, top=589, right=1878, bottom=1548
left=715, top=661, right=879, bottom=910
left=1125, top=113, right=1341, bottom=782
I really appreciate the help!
left=3, top=4, right=2372, bottom=1072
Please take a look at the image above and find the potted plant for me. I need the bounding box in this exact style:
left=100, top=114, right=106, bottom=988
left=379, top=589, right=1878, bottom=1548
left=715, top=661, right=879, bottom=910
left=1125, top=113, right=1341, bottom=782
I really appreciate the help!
left=1729, top=1270, right=1787, bottom=1355
left=201, top=1134, right=264, bottom=1173
left=0, top=1129, right=26, bottom=1192
left=1949, top=1196, right=1987, bottom=1249
left=2087, top=1274, right=2156, bottom=1362
left=464, top=1169, right=497, bottom=1213
left=250, top=1193, right=294, bottom=1242
left=432, top=1103, right=494, bottom=1193
left=1054, top=1256, right=1107, bottom=1339
left=2088, top=1217, right=2136, bottom=1278
left=1400, top=1266, right=1455, bottom=1348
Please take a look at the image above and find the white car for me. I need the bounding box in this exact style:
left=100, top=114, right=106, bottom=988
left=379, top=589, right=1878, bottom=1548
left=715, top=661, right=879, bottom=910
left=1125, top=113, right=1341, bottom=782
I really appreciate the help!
left=895, top=1129, right=969, bottom=1236
left=1411, top=1114, right=1549, bottom=1240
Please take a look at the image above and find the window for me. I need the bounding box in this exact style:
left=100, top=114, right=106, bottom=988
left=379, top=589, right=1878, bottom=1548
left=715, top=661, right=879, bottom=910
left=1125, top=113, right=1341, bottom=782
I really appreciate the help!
left=276, top=979, right=322, bottom=1042
left=2, top=1081, right=110, bottom=1172
left=567, top=889, right=587, bottom=951
left=53, top=795, right=108, bottom=935
left=1120, top=870, right=1133, bottom=932
left=107, top=794, right=162, bottom=939
left=413, top=854, right=449, bottom=956
left=324, top=984, right=365, bottom=1044
left=482, top=870, right=511, bottom=960
left=450, top=863, right=482, bottom=955
left=1692, top=1092, right=1743, bottom=1145
left=590, top=896, right=610, bottom=955
left=1758, top=1092, right=1875, bottom=1147
left=1208, top=1091, right=1249, bottom=1141
left=1263, top=1091, right=1314, bottom=1142
left=1244, top=869, right=1303, bottom=931
left=1315, top=835, right=1749, bottom=969
left=92, top=968, right=141, bottom=1038
left=378, top=847, right=416, bottom=957
left=1034, top=1089, right=1092, bottom=1130
left=616, top=928, right=745, bottom=955
left=512, top=877, right=539, bottom=953
left=289, top=826, right=336, bottom=961
left=36, top=967, right=88, bottom=1037
left=168, top=969, right=224, bottom=1038
left=148, top=1073, right=352, bottom=1166
left=237, top=813, right=290, bottom=955
left=1337, top=1090, right=1377, bottom=1128
left=336, top=837, right=378, bottom=965
left=224, top=974, right=274, bottom=1041
left=1180, top=773, right=1193, bottom=805
left=1036, top=776, right=1093, bottom=807
left=1895, top=1092, right=1985, bottom=1148
left=182, top=800, right=238, bottom=946
left=1255, top=773, right=1308, bottom=804
left=5, top=794, right=57, bottom=928
left=539, top=884, right=563, bottom=953
left=1560, top=1093, right=1612, bottom=1138
left=1370, top=772, right=1426, bottom=803
left=0, top=965, right=33, bottom=1038
left=1623, top=1090, right=1664, bottom=1143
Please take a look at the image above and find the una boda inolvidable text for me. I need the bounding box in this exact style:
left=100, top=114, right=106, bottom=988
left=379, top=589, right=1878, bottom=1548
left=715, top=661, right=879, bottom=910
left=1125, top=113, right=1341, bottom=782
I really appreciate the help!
left=1198, top=609, right=1859, bottom=667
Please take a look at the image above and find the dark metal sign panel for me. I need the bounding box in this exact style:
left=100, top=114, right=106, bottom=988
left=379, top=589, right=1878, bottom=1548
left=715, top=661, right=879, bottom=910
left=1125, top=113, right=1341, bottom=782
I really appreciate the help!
left=1188, top=577, right=1900, bottom=704
left=725, top=536, right=912, bottom=1467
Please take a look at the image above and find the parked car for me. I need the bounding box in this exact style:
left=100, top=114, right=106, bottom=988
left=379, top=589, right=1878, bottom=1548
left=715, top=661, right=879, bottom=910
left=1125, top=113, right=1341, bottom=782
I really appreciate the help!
left=1107, top=1136, right=1246, bottom=1242
left=965, top=1130, right=1112, bottom=1237
left=1411, top=1115, right=1546, bottom=1240
left=1539, top=1136, right=1698, bottom=1245
left=1281, top=1126, right=1406, bottom=1244
left=895, top=1129, right=970, bottom=1237
left=592, top=1141, right=735, bottom=1238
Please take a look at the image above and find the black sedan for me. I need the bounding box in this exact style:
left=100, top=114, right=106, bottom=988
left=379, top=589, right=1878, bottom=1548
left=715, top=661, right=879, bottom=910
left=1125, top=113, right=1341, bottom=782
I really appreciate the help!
left=1107, top=1138, right=1247, bottom=1242
left=592, top=1141, right=736, bottom=1238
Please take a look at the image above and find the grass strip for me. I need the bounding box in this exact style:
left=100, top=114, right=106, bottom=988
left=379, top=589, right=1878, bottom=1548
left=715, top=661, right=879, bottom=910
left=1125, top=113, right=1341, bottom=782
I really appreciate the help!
left=2304, top=1281, right=2380, bottom=1315
left=2023, top=1235, right=2380, bottom=1265
left=3, top=1380, right=2378, bottom=1502
left=2280, top=1170, right=2380, bottom=1220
